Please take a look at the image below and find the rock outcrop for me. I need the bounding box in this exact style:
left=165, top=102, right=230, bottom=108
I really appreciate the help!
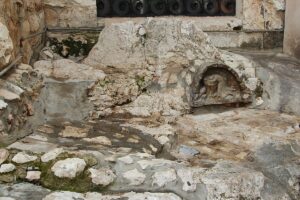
left=84, top=18, right=258, bottom=116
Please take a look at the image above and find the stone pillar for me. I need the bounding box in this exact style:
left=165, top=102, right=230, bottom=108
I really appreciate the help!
left=283, top=0, right=300, bottom=59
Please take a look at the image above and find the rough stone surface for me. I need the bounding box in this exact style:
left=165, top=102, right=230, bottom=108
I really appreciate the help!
left=43, top=191, right=84, bottom=200
left=122, top=169, right=146, bottom=186
left=34, top=59, right=106, bottom=81
left=83, top=136, right=112, bottom=146
left=89, top=168, right=116, bottom=186
left=59, top=126, right=89, bottom=138
left=0, top=22, right=13, bottom=70
left=85, top=19, right=258, bottom=115
left=43, top=191, right=182, bottom=200
left=43, top=0, right=97, bottom=28
left=0, top=149, right=9, bottom=165
left=0, top=163, right=15, bottom=173
left=51, top=158, right=86, bottom=179
left=26, top=171, right=41, bottom=181
left=12, top=152, right=37, bottom=164
left=152, top=169, right=177, bottom=187
left=41, top=148, right=64, bottom=163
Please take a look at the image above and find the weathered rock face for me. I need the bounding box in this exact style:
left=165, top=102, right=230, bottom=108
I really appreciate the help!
left=85, top=18, right=258, bottom=116
left=34, top=59, right=106, bottom=81
left=0, top=22, right=13, bottom=70
left=0, top=75, right=42, bottom=146
left=0, top=0, right=45, bottom=65
left=243, top=0, right=285, bottom=30
left=43, top=0, right=97, bottom=28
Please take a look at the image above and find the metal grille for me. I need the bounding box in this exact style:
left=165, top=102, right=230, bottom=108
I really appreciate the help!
left=96, top=0, right=236, bottom=17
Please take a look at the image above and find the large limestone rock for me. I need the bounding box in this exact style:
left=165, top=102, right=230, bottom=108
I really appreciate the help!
left=0, top=22, right=13, bottom=70
left=85, top=18, right=258, bottom=116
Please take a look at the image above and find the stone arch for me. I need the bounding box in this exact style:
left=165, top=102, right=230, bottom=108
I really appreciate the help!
left=190, top=63, right=251, bottom=107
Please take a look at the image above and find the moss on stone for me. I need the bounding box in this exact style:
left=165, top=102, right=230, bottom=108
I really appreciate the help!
left=48, top=32, right=99, bottom=58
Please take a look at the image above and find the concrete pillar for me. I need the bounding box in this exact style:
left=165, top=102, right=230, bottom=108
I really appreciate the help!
left=283, top=0, right=300, bottom=59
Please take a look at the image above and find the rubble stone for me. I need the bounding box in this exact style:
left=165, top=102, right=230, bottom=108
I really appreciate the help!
left=12, top=152, right=38, bottom=164
left=26, top=171, right=41, bottom=181
left=41, top=148, right=64, bottom=163
left=51, top=158, right=86, bottom=179
left=89, top=168, right=116, bottom=186
left=85, top=19, right=258, bottom=115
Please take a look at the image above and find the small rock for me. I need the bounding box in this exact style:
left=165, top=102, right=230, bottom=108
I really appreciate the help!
left=83, top=136, right=112, bottom=146
left=12, top=152, right=38, bottom=164
left=138, top=27, right=146, bottom=36
left=118, top=155, right=133, bottom=164
left=0, top=163, right=16, bottom=173
left=89, top=168, right=116, bottom=186
left=51, top=158, right=86, bottom=179
left=0, top=100, right=8, bottom=110
left=0, top=149, right=9, bottom=164
left=59, top=126, right=89, bottom=138
left=152, top=168, right=177, bottom=187
left=256, top=97, right=264, bottom=106
left=157, top=136, right=170, bottom=145
left=127, top=138, right=139, bottom=143
left=41, top=148, right=64, bottom=163
left=178, top=145, right=200, bottom=157
left=123, top=168, right=146, bottom=186
left=26, top=171, right=41, bottom=181
left=43, top=191, right=84, bottom=200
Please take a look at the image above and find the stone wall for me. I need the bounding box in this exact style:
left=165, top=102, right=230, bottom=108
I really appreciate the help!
left=283, top=0, right=300, bottom=59
left=0, top=0, right=45, bottom=70
left=42, top=0, right=286, bottom=49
